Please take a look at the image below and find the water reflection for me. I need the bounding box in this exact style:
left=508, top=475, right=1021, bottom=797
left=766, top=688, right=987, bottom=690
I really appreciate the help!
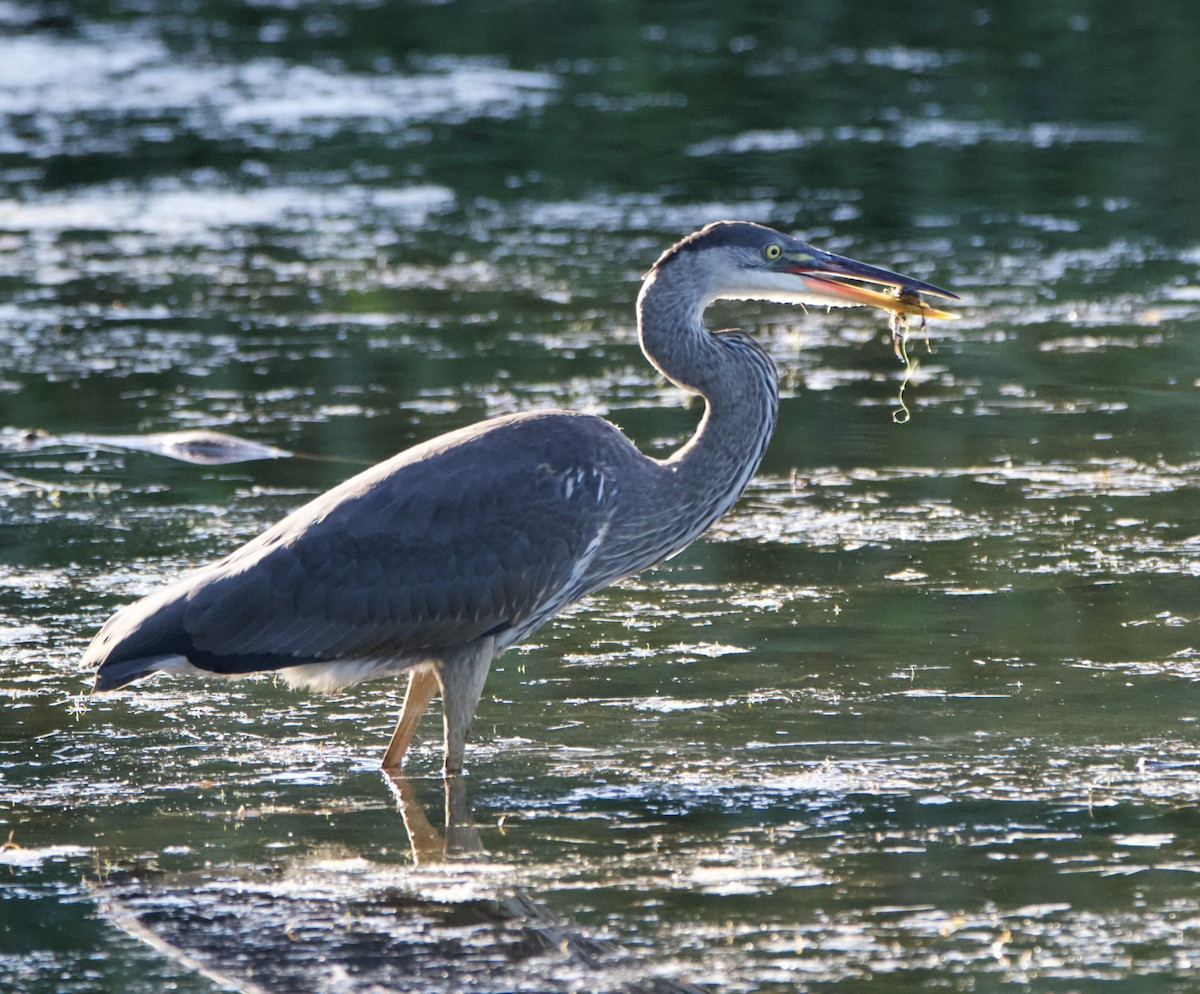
left=6, top=0, right=1200, bottom=990
left=94, top=775, right=703, bottom=994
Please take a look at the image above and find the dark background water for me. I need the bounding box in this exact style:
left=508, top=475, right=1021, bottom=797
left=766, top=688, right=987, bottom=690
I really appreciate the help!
left=3, top=2, right=1200, bottom=991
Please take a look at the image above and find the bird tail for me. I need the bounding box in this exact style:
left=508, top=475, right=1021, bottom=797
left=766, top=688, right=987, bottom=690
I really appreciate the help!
left=92, top=654, right=190, bottom=692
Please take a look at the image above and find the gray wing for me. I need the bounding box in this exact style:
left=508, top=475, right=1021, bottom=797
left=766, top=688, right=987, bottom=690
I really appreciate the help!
left=87, top=413, right=624, bottom=678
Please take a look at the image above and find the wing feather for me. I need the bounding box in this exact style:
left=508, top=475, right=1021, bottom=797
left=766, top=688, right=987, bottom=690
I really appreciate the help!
left=87, top=413, right=627, bottom=679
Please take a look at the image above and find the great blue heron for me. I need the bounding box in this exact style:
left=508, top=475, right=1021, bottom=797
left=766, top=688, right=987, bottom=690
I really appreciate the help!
left=85, top=221, right=956, bottom=775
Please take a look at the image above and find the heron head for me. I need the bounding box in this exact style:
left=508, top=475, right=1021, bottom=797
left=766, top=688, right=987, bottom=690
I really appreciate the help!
left=654, top=220, right=959, bottom=321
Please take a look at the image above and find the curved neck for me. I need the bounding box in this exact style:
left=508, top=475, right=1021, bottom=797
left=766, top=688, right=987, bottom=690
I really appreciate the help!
left=634, top=265, right=780, bottom=549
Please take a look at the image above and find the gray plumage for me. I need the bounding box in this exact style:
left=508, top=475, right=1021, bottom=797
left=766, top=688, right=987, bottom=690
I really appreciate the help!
left=85, top=221, right=955, bottom=774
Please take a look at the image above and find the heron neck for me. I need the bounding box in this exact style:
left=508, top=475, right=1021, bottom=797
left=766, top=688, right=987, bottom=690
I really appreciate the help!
left=635, top=268, right=780, bottom=548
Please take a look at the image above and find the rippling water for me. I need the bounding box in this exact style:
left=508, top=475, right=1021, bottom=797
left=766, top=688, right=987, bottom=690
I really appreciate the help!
left=3, top=2, right=1200, bottom=992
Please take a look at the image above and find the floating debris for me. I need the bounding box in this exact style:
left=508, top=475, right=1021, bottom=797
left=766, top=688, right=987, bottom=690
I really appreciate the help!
left=59, top=429, right=291, bottom=465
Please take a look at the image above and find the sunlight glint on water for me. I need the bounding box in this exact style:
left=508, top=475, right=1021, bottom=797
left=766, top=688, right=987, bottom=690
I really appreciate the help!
left=4, top=2, right=1200, bottom=991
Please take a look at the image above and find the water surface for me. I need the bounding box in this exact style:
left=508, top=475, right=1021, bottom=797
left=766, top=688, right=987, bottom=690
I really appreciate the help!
left=3, top=2, right=1200, bottom=991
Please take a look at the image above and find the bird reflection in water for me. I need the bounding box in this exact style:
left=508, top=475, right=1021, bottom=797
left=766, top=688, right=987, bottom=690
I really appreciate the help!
left=93, top=775, right=705, bottom=994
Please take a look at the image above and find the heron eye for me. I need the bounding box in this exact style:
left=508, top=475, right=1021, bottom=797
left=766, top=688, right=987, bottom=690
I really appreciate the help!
left=764, top=243, right=783, bottom=261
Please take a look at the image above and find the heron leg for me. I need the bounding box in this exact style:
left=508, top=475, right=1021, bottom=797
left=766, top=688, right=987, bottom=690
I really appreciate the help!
left=436, top=638, right=495, bottom=776
left=381, top=665, right=439, bottom=773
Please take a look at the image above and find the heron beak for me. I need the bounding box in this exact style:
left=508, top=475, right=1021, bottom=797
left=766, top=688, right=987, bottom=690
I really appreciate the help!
left=784, top=247, right=960, bottom=320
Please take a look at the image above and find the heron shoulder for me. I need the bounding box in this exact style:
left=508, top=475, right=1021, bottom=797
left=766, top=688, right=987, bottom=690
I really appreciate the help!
left=328, top=409, right=634, bottom=514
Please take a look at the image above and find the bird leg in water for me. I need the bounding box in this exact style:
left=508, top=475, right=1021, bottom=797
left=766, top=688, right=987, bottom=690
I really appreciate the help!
left=381, top=665, right=439, bottom=773
left=434, top=638, right=495, bottom=775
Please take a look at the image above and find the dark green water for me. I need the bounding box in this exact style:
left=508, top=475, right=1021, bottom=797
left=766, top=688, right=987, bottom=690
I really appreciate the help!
left=3, top=2, right=1200, bottom=991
